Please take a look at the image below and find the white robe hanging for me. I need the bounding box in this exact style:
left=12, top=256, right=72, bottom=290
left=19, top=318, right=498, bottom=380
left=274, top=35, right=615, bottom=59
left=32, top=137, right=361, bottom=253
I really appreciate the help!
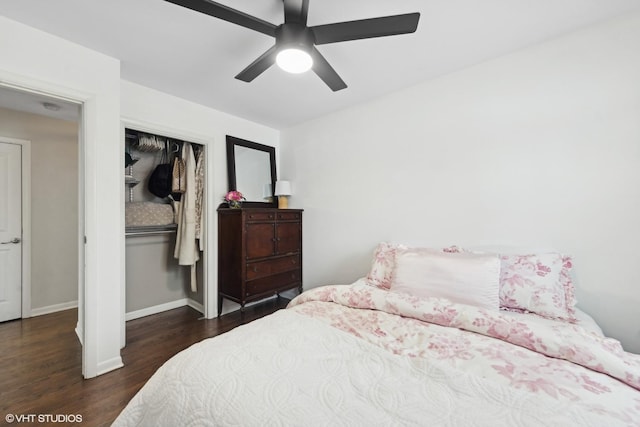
left=194, top=148, right=205, bottom=252
left=174, top=142, right=199, bottom=291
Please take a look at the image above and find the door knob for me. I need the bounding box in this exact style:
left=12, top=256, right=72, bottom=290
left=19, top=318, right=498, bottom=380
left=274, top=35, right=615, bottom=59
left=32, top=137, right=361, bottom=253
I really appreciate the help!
left=1, top=237, right=20, bottom=244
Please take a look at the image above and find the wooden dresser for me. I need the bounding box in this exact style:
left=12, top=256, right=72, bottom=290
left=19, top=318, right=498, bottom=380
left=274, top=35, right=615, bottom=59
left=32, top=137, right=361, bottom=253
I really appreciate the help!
left=217, top=208, right=303, bottom=315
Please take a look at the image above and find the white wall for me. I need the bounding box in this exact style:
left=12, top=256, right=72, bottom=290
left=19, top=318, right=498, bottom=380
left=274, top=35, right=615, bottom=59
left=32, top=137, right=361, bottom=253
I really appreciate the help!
left=0, top=16, right=122, bottom=377
left=0, top=108, right=78, bottom=311
left=120, top=80, right=280, bottom=318
left=281, top=13, right=640, bottom=353
left=125, top=234, right=191, bottom=313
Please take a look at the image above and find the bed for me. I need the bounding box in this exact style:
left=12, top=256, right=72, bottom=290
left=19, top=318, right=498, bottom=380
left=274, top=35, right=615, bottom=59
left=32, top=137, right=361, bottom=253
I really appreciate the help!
left=113, top=244, right=640, bottom=426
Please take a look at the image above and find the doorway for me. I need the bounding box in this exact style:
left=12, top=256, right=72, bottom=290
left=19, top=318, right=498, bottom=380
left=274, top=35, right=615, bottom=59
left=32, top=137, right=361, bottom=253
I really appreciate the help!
left=0, top=140, right=23, bottom=322
left=121, top=121, right=210, bottom=347
left=0, top=87, right=82, bottom=357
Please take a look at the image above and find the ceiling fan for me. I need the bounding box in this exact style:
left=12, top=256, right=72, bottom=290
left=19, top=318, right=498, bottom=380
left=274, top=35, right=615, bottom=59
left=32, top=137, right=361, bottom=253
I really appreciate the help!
left=164, top=0, right=420, bottom=91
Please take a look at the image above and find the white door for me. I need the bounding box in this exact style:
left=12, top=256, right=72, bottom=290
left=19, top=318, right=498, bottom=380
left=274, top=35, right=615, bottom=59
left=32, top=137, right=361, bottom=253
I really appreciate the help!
left=0, top=142, right=22, bottom=322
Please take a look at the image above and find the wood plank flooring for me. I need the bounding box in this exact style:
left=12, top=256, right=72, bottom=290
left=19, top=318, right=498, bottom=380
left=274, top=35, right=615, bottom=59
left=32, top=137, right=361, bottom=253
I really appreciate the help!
left=0, top=298, right=288, bottom=426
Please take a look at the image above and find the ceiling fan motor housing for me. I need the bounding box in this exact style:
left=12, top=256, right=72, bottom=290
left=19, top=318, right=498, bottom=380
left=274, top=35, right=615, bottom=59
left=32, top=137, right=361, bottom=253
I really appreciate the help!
left=276, top=23, right=315, bottom=53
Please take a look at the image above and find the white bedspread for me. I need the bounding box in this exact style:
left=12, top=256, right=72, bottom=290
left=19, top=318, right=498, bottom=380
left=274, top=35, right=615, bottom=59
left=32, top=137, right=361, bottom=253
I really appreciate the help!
left=113, top=283, right=640, bottom=426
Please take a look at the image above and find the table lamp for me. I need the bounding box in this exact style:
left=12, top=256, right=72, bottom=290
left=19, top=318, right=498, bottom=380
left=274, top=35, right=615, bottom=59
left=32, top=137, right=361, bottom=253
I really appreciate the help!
left=274, top=180, right=292, bottom=209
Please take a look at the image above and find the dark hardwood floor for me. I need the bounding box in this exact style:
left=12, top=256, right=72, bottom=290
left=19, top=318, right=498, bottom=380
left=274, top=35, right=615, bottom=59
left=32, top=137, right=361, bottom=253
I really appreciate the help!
left=0, top=298, right=289, bottom=426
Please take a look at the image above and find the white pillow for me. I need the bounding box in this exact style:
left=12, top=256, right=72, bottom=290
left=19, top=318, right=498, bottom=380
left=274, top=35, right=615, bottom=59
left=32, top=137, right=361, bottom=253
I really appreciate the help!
left=390, top=248, right=501, bottom=310
left=365, top=242, right=465, bottom=290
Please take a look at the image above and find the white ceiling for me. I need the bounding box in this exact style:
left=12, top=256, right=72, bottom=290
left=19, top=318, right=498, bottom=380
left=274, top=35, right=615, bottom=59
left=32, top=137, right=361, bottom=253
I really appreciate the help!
left=0, top=85, right=80, bottom=122
left=2, top=0, right=639, bottom=129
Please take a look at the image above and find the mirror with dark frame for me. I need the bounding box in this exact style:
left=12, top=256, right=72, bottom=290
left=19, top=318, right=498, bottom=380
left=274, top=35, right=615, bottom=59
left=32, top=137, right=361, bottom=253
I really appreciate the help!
left=225, top=135, right=277, bottom=208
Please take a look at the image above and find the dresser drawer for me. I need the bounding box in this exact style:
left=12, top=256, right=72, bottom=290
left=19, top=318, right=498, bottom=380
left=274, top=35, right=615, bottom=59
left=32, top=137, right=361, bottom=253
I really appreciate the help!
left=276, top=211, right=301, bottom=221
left=246, top=269, right=301, bottom=297
left=245, top=212, right=276, bottom=222
left=246, top=254, right=300, bottom=280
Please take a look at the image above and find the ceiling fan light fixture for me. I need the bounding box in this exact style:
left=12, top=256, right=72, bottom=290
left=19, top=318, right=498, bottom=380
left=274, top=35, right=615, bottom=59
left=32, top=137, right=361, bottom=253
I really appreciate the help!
left=276, top=48, right=313, bottom=74
left=165, top=0, right=420, bottom=91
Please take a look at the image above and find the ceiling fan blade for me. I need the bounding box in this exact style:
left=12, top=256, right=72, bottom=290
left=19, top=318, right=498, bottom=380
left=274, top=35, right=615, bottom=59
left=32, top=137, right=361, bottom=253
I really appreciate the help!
left=164, top=0, right=277, bottom=37
left=311, top=12, right=420, bottom=45
left=310, top=48, right=347, bottom=92
left=284, top=0, right=309, bottom=25
left=235, top=45, right=278, bottom=82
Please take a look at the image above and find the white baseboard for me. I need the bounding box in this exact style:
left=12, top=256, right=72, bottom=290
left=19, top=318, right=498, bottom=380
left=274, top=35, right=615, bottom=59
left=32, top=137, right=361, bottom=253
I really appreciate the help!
left=126, top=298, right=204, bottom=321
left=75, top=322, right=84, bottom=345
left=187, top=298, right=204, bottom=314
left=30, top=300, right=78, bottom=317
left=96, top=356, right=124, bottom=376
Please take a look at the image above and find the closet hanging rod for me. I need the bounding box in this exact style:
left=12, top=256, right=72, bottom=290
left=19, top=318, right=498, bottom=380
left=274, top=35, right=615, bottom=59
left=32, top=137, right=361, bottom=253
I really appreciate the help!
left=125, top=229, right=177, bottom=237
left=125, top=224, right=177, bottom=237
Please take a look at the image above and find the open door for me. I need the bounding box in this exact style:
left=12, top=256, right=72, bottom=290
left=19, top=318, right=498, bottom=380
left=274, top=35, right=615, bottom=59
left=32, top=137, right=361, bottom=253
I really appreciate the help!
left=0, top=141, right=22, bottom=322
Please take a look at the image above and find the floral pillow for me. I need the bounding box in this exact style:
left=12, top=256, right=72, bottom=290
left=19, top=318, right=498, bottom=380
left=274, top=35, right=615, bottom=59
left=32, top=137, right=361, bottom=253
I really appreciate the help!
left=365, top=242, right=402, bottom=289
left=499, top=253, right=577, bottom=321
left=365, top=242, right=464, bottom=290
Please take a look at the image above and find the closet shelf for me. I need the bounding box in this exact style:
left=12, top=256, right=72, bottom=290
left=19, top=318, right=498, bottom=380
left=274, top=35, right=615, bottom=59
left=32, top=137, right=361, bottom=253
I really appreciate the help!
left=125, top=175, right=140, bottom=186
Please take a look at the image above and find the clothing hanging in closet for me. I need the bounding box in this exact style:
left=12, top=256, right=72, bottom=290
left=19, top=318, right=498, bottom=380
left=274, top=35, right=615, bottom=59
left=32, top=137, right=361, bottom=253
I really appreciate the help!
left=173, top=142, right=202, bottom=292
left=195, top=147, right=204, bottom=251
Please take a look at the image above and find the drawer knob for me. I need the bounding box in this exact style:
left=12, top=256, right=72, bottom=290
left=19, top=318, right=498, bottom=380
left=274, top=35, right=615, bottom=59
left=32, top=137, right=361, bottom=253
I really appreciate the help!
left=253, top=267, right=258, bottom=272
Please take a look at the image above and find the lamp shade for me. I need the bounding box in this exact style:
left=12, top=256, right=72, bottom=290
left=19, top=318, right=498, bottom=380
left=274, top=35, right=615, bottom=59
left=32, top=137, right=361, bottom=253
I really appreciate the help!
left=274, top=180, right=292, bottom=196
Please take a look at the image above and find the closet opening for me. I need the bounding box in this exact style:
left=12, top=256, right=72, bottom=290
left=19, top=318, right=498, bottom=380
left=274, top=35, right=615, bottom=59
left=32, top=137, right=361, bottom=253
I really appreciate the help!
left=123, top=126, right=207, bottom=343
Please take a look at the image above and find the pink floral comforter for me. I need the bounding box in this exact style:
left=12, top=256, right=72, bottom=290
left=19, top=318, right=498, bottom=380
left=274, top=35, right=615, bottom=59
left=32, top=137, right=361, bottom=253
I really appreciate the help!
left=288, top=280, right=640, bottom=424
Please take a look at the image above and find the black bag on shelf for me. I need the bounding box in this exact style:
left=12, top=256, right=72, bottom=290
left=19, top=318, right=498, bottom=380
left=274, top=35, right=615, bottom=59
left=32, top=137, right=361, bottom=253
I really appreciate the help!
left=148, top=141, right=172, bottom=198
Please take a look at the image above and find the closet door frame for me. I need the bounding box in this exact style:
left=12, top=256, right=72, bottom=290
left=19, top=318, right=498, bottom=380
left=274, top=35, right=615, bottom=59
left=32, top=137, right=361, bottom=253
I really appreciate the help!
left=120, top=118, right=214, bottom=348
